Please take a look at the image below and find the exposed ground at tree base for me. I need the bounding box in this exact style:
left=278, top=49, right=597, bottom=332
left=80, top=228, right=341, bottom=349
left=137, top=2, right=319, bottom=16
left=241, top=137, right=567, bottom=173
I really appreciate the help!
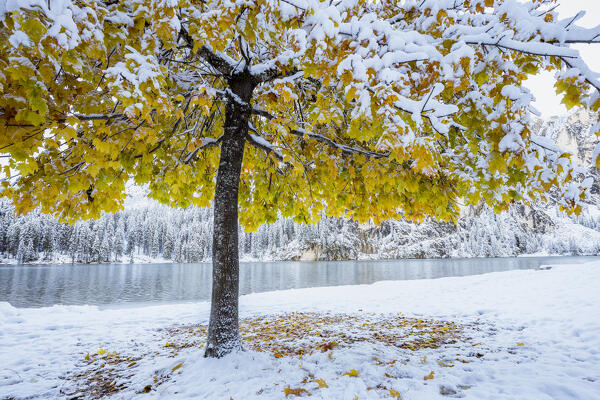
left=2, top=262, right=599, bottom=399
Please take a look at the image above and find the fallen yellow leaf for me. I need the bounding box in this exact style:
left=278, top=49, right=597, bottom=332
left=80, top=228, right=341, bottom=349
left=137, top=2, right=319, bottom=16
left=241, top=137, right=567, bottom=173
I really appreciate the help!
left=283, top=387, right=311, bottom=397
left=438, top=360, right=454, bottom=367
left=172, top=362, right=183, bottom=372
left=344, top=369, right=360, bottom=377
left=424, top=371, right=435, bottom=380
left=390, top=389, right=403, bottom=399
left=314, top=378, right=328, bottom=388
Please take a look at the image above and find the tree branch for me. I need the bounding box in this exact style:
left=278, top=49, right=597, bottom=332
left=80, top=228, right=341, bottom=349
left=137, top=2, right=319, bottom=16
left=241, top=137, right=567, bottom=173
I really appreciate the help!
left=251, top=107, right=275, bottom=119
left=252, top=67, right=301, bottom=85
left=183, top=136, right=223, bottom=164
left=196, top=46, right=237, bottom=77
left=71, top=113, right=125, bottom=121
left=179, top=27, right=238, bottom=77
left=289, top=128, right=390, bottom=159
left=246, top=131, right=285, bottom=162
left=465, top=37, right=579, bottom=59
left=559, top=56, right=600, bottom=92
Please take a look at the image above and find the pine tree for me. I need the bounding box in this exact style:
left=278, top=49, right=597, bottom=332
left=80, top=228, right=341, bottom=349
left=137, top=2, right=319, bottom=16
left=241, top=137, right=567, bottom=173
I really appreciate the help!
left=163, top=226, right=175, bottom=260
left=114, top=221, right=125, bottom=262
left=151, top=228, right=160, bottom=259
left=99, top=234, right=111, bottom=263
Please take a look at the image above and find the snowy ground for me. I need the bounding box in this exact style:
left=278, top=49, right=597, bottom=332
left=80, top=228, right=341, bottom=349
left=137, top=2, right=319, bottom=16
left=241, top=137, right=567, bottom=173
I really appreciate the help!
left=1, top=262, right=599, bottom=399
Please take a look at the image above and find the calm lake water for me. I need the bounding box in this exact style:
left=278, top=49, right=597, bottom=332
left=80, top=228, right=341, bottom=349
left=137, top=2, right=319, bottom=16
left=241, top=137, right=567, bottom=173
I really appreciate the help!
left=0, top=256, right=598, bottom=308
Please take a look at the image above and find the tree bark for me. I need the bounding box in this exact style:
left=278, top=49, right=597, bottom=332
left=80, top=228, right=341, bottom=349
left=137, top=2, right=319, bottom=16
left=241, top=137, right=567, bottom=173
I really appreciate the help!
left=205, top=77, right=254, bottom=358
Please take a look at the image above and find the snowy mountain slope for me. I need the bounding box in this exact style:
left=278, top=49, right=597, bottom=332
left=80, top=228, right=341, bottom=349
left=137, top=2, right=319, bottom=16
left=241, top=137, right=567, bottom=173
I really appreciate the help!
left=532, top=109, right=597, bottom=167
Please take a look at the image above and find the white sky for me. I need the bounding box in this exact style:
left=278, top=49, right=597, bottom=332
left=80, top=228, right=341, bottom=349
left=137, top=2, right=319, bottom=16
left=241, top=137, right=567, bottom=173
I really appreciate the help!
left=524, top=0, right=600, bottom=117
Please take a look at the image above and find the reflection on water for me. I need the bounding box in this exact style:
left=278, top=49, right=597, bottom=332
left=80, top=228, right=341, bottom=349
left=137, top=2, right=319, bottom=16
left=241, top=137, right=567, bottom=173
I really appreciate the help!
left=0, top=256, right=597, bottom=308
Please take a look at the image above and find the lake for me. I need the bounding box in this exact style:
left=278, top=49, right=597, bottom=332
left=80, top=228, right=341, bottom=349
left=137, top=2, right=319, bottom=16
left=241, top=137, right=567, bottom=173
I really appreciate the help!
left=0, top=256, right=597, bottom=308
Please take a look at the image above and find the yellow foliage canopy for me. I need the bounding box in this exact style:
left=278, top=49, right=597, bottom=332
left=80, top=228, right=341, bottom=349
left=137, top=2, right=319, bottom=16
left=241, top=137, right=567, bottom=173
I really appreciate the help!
left=0, top=0, right=598, bottom=226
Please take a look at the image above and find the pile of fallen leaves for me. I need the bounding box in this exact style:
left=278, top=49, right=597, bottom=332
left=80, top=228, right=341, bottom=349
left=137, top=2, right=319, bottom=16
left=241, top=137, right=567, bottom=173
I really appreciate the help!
left=63, top=312, right=476, bottom=399
left=61, top=349, right=142, bottom=399
left=167, top=312, right=466, bottom=359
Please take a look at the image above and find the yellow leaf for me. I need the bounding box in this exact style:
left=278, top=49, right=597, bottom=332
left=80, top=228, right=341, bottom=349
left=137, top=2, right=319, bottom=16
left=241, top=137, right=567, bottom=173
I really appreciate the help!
left=488, top=151, right=506, bottom=174
left=344, top=369, right=360, bottom=377
left=282, top=88, right=292, bottom=102
left=87, top=164, right=100, bottom=178
left=314, top=378, right=328, bottom=388
left=345, top=86, right=357, bottom=102
left=98, top=348, right=106, bottom=355
left=283, top=387, right=310, bottom=397
left=84, top=353, right=90, bottom=361
left=172, top=362, right=183, bottom=371
left=22, top=19, right=46, bottom=42
left=438, top=360, right=454, bottom=367
left=517, top=343, right=524, bottom=347
left=424, top=371, right=435, bottom=380
left=390, top=389, right=403, bottom=399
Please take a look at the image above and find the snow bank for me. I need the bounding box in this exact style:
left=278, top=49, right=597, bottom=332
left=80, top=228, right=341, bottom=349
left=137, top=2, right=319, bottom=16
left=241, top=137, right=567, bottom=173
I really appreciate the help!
left=1, top=262, right=599, bottom=399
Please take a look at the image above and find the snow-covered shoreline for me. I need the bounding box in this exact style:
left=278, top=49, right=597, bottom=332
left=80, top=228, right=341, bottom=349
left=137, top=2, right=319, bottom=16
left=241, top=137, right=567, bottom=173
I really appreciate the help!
left=0, top=250, right=597, bottom=266
left=2, top=261, right=599, bottom=399
left=0, top=253, right=175, bottom=266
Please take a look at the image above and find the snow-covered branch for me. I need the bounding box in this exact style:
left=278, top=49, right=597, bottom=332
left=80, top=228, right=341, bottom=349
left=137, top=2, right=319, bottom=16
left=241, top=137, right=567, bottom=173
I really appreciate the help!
left=71, top=113, right=125, bottom=121
left=289, top=129, right=389, bottom=159
left=246, top=131, right=285, bottom=162
left=252, top=66, right=301, bottom=84
left=183, top=136, right=223, bottom=164
left=196, top=45, right=239, bottom=77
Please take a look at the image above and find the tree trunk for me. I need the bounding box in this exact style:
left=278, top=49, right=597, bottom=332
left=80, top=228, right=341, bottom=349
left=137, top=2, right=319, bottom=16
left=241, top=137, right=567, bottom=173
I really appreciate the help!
left=205, top=77, right=253, bottom=358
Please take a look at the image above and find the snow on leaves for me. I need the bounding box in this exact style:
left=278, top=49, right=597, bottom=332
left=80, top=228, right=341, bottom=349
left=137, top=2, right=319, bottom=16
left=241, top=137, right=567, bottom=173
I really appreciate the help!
left=1, top=0, right=599, bottom=226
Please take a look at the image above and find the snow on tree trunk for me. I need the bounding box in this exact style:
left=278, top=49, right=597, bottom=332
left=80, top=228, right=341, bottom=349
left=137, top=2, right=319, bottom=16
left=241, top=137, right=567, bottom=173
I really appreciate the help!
left=205, top=76, right=254, bottom=358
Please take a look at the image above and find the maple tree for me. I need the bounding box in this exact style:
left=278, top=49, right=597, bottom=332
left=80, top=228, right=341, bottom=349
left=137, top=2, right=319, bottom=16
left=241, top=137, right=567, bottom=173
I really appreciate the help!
left=1, top=0, right=599, bottom=357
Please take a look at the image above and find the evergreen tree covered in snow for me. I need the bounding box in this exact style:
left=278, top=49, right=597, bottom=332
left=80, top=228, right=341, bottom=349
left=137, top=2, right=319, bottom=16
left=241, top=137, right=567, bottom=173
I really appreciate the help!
left=2, top=194, right=600, bottom=264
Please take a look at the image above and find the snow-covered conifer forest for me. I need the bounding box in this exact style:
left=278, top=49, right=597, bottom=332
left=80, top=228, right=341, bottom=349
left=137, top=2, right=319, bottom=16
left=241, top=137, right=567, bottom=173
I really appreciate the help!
left=2, top=110, right=599, bottom=265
